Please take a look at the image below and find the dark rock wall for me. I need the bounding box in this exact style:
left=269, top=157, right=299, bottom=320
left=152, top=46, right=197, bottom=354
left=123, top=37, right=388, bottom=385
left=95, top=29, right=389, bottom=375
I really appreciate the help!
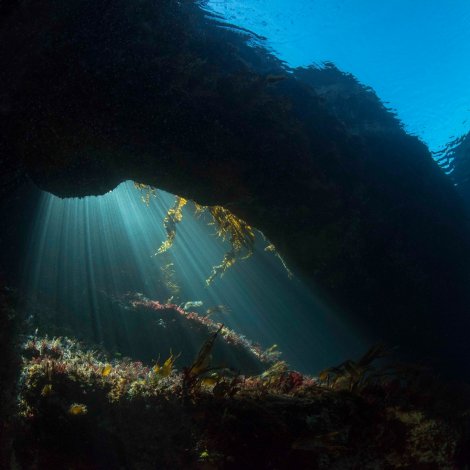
left=446, top=131, right=470, bottom=204
left=1, top=0, right=469, bottom=375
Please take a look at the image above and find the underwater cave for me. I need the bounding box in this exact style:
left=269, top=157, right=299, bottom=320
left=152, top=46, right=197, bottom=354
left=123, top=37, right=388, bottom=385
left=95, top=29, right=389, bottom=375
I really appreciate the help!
left=1, top=0, right=470, bottom=468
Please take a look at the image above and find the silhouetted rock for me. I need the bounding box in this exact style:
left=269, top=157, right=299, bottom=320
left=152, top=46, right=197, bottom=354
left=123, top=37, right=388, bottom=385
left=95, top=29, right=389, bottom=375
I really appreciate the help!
left=1, top=0, right=469, bottom=376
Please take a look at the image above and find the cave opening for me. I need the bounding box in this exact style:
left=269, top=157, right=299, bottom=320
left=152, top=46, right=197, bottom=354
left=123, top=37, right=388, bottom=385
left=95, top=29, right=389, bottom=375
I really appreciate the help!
left=2, top=0, right=470, bottom=466
left=20, top=180, right=366, bottom=375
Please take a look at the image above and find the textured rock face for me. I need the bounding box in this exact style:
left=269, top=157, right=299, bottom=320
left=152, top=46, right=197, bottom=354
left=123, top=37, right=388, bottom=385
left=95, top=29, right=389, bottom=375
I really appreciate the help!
left=1, top=0, right=470, bottom=374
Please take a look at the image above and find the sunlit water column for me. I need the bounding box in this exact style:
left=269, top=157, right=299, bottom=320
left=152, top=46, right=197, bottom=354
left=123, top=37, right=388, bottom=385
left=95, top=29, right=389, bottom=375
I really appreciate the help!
left=21, top=181, right=367, bottom=373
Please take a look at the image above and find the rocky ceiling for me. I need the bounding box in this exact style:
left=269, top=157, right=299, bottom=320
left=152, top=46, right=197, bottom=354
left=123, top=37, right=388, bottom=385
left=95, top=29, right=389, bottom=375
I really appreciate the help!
left=1, top=0, right=469, bottom=376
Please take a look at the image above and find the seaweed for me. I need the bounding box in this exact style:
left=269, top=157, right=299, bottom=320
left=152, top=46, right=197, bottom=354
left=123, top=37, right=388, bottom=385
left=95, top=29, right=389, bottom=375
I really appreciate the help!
left=146, top=188, right=255, bottom=283
left=265, top=242, right=294, bottom=279
left=318, top=343, right=392, bottom=392
left=153, top=351, right=180, bottom=378
left=205, top=249, right=237, bottom=286
left=159, top=255, right=181, bottom=302
left=204, top=205, right=255, bottom=285
left=182, top=324, right=223, bottom=397
left=134, top=184, right=290, bottom=284
left=156, top=196, right=187, bottom=255
left=14, top=336, right=470, bottom=468
left=181, top=325, right=243, bottom=400
left=133, top=182, right=157, bottom=207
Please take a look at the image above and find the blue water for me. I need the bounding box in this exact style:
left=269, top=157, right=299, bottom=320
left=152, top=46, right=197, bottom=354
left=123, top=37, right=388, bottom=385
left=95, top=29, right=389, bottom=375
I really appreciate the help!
left=23, top=182, right=366, bottom=373
left=208, top=0, right=470, bottom=156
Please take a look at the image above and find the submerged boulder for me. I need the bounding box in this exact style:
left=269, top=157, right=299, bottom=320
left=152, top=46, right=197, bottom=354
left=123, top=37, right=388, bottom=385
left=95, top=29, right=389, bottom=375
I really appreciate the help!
left=13, top=334, right=470, bottom=469
left=23, top=290, right=275, bottom=375
left=1, top=0, right=470, bottom=376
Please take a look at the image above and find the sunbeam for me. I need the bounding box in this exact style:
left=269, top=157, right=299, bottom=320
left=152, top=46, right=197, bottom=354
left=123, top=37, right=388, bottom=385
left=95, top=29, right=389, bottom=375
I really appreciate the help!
left=21, top=181, right=366, bottom=373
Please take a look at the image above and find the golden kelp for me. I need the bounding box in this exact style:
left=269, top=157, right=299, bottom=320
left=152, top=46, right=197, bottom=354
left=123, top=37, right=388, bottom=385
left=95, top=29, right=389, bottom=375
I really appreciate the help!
left=159, top=256, right=181, bottom=300
left=134, top=185, right=290, bottom=284
left=133, top=182, right=157, bottom=206
left=156, top=196, right=187, bottom=255
left=153, top=351, right=180, bottom=378
left=207, top=205, right=255, bottom=254
left=156, top=197, right=255, bottom=283
left=183, top=325, right=223, bottom=395
left=205, top=206, right=255, bottom=284
left=205, top=249, right=237, bottom=286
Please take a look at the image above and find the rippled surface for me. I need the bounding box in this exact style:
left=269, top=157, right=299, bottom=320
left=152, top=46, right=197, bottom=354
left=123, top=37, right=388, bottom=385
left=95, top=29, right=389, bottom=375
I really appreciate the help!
left=208, top=0, right=470, bottom=155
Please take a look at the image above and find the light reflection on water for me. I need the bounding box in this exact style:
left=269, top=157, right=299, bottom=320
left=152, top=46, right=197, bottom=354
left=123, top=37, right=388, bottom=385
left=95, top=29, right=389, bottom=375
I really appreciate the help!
left=207, top=0, right=470, bottom=156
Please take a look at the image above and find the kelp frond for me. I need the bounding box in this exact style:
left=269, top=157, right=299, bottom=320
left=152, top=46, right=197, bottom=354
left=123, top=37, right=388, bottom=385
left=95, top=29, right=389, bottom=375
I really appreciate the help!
left=153, top=351, right=181, bottom=378
left=208, top=205, right=255, bottom=255
left=193, top=202, right=206, bottom=216
left=183, top=325, right=224, bottom=396
left=319, top=343, right=391, bottom=392
left=134, top=182, right=157, bottom=206
left=159, top=255, right=181, bottom=301
left=261, top=360, right=288, bottom=381
left=205, top=249, right=237, bottom=286
left=205, top=205, right=255, bottom=285
left=150, top=192, right=289, bottom=285
left=189, top=325, right=222, bottom=377
left=193, top=202, right=257, bottom=284
left=264, top=242, right=293, bottom=279
left=156, top=196, right=187, bottom=255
